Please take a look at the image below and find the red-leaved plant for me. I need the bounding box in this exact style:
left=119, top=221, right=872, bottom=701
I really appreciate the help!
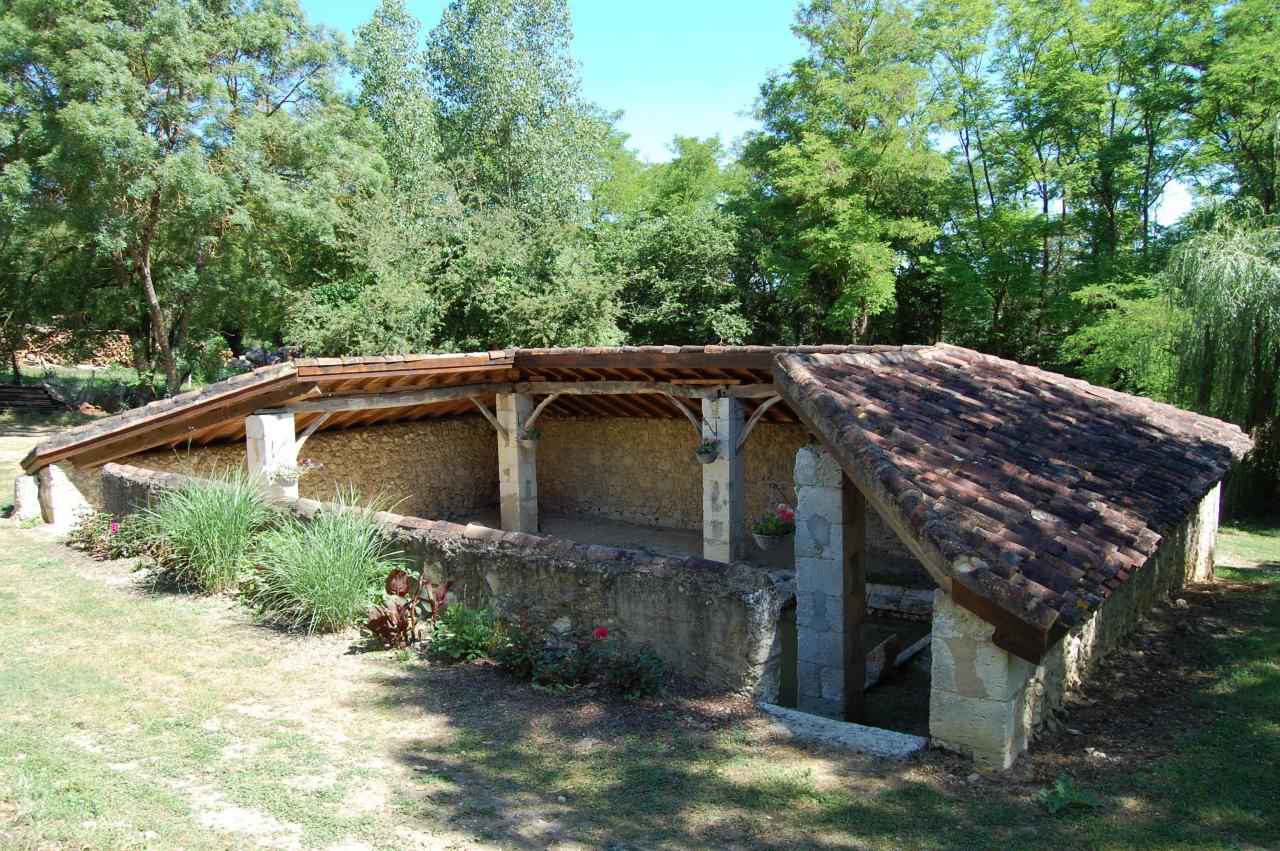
left=365, top=568, right=452, bottom=649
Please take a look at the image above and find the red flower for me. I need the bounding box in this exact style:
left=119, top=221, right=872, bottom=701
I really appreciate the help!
left=776, top=506, right=795, bottom=522
left=594, top=627, right=610, bottom=640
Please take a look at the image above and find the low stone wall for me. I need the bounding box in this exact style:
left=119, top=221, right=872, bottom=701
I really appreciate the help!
left=929, top=484, right=1221, bottom=767
left=99, top=462, right=791, bottom=697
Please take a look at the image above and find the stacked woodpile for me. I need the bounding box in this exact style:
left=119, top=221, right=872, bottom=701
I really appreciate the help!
left=15, top=327, right=133, bottom=369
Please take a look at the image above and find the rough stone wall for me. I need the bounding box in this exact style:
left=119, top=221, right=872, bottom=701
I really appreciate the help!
left=537, top=416, right=702, bottom=529
left=129, top=418, right=498, bottom=520
left=929, top=484, right=1221, bottom=767
left=99, top=462, right=791, bottom=696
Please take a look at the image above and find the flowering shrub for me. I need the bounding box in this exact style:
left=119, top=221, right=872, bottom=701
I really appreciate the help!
left=496, top=619, right=665, bottom=698
left=589, top=634, right=667, bottom=699
left=67, top=512, right=153, bottom=561
left=751, top=504, right=796, bottom=537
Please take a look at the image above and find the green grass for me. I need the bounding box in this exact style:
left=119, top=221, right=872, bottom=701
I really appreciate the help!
left=0, top=507, right=1277, bottom=848
left=1219, top=521, right=1280, bottom=568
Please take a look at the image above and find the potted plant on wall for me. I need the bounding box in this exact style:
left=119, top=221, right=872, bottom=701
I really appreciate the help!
left=751, top=504, right=795, bottom=551
left=518, top=425, right=541, bottom=449
left=267, top=458, right=323, bottom=488
left=694, top=438, right=720, bottom=465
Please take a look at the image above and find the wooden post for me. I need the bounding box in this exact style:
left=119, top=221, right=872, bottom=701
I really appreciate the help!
left=496, top=392, right=538, bottom=533
left=701, top=394, right=745, bottom=562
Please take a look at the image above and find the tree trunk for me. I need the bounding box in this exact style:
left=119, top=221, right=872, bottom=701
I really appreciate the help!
left=135, top=247, right=180, bottom=395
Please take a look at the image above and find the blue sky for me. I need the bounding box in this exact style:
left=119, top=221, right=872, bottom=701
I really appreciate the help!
left=299, top=0, right=806, bottom=163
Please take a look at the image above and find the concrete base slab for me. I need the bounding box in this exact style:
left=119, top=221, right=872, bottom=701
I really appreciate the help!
left=758, top=703, right=928, bottom=760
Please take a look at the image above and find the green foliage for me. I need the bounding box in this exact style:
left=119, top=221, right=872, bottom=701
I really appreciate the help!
left=426, top=0, right=607, bottom=219
left=588, top=636, right=667, bottom=699
left=1032, top=775, right=1104, bottom=815
left=427, top=603, right=501, bottom=662
left=0, top=0, right=381, bottom=393
left=1164, top=204, right=1280, bottom=511
left=248, top=497, right=404, bottom=633
left=737, top=0, right=947, bottom=343
left=66, top=513, right=152, bottom=562
left=142, top=472, right=275, bottom=593
left=529, top=642, right=590, bottom=694
left=493, top=616, right=544, bottom=679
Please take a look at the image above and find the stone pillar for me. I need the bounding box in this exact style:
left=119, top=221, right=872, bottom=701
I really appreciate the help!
left=1189, top=483, right=1221, bottom=582
left=13, top=474, right=41, bottom=524
left=701, top=395, right=745, bottom=562
left=245, top=409, right=298, bottom=500
left=793, top=444, right=866, bottom=722
left=929, top=591, right=1034, bottom=768
left=497, top=392, right=538, bottom=533
left=36, top=464, right=91, bottom=531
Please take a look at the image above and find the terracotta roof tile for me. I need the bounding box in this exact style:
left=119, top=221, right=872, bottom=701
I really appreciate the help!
left=774, top=344, right=1252, bottom=642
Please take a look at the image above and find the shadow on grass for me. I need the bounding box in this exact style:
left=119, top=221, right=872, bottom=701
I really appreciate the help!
left=353, top=571, right=1280, bottom=849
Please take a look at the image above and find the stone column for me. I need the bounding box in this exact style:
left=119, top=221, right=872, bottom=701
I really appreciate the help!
left=701, top=395, right=745, bottom=562
left=246, top=409, right=298, bottom=500
left=1189, top=482, right=1221, bottom=582
left=13, top=474, right=41, bottom=524
left=36, top=464, right=91, bottom=532
left=793, top=444, right=866, bottom=722
left=497, top=392, right=537, bottom=533
left=929, top=591, right=1034, bottom=768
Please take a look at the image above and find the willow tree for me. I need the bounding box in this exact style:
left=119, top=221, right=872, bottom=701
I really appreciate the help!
left=1168, top=205, right=1280, bottom=512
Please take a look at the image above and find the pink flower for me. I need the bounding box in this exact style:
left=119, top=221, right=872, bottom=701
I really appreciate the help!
left=109, top=522, right=120, bottom=533
left=594, top=627, right=610, bottom=640
left=776, top=506, right=795, bottom=522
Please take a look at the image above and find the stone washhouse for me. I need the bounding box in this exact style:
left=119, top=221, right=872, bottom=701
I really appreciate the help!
left=17, top=345, right=1252, bottom=767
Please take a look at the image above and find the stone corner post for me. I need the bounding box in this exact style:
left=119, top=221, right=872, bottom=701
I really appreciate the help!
left=246, top=409, right=298, bottom=500
left=793, top=443, right=866, bottom=722
left=701, top=394, right=745, bottom=562
left=35, top=464, right=91, bottom=531
left=496, top=392, right=538, bottom=533
left=929, top=591, right=1034, bottom=768
left=1190, top=482, right=1221, bottom=583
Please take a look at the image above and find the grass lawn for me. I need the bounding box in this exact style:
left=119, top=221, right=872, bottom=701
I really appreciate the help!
left=0, top=435, right=1276, bottom=848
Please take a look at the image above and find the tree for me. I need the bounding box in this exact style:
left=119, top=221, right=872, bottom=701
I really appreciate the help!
left=425, top=0, right=607, bottom=220
left=737, top=0, right=947, bottom=343
left=1167, top=204, right=1280, bottom=510
left=0, top=0, right=379, bottom=392
left=1193, top=0, right=1280, bottom=214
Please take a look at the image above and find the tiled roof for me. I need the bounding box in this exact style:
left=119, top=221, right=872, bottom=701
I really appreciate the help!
left=774, top=345, right=1252, bottom=657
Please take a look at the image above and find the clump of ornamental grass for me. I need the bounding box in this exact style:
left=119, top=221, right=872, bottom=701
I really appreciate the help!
left=248, top=493, right=404, bottom=633
left=142, top=470, right=275, bottom=593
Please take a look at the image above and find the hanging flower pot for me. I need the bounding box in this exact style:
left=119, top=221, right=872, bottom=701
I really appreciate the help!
left=694, top=439, right=720, bottom=465
left=752, top=531, right=788, bottom=551
left=518, top=425, right=541, bottom=449
left=751, top=505, right=795, bottom=550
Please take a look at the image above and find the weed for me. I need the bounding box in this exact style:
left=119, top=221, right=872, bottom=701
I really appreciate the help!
left=66, top=512, right=152, bottom=560
left=1032, top=775, right=1104, bottom=815
left=427, top=603, right=501, bottom=662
